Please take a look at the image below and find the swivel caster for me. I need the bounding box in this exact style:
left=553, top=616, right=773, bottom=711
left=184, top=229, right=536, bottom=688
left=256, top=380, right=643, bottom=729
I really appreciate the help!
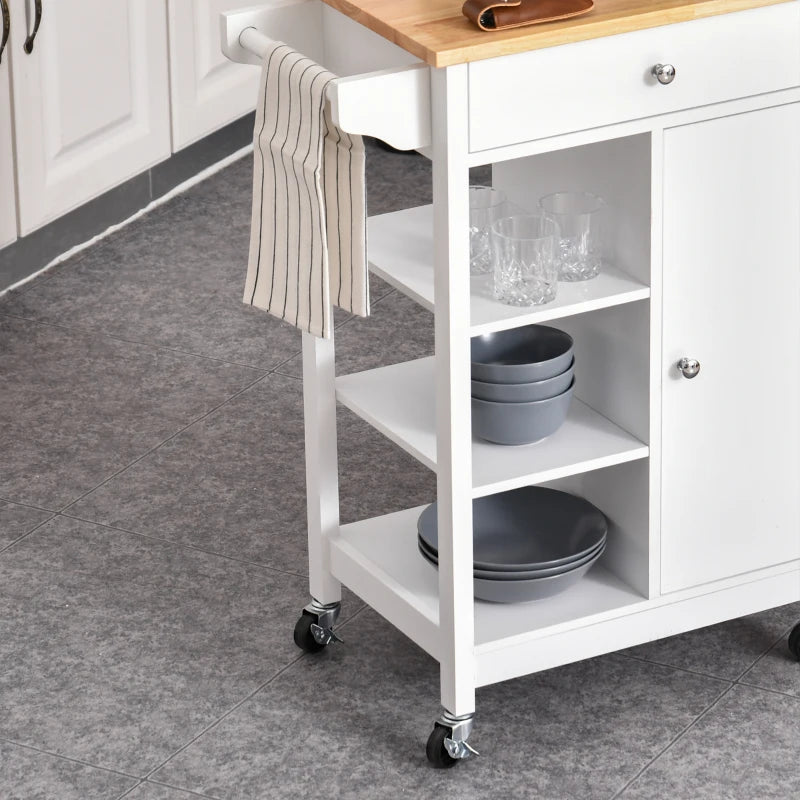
left=425, top=711, right=478, bottom=768
left=293, top=600, right=342, bottom=654
left=789, top=623, right=800, bottom=661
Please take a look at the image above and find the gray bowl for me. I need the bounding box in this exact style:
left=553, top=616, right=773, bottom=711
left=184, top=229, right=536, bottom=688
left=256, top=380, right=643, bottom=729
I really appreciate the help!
left=418, top=543, right=605, bottom=603
left=417, top=486, right=608, bottom=571
left=472, top=379, right=574, bottom=445
left=471, top=359, right=574, bottom=403
left=418, top=537, right=605, bottom=580
left=471, top=325, right=574, bottom=383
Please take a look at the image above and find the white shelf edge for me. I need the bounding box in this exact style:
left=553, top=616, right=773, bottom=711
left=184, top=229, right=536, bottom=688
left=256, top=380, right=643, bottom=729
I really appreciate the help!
left=471, top=445, right=649, bottom=499
left=469, top=283, right=651, bottom=336
left=330, top=516, right=441, bottom=661
left=367, top=204, right=651, bottom=334
left=335, top=357, right=649, bottom=495
left=369, top=260, right=434, bottom=313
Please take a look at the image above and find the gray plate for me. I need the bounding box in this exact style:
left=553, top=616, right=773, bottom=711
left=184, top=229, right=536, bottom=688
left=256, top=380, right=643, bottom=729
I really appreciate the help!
left=471, top=359, right=574, bottom=403
left=471, top=325, right=574, bottom=383
left=418, top=543, right=605, bottom=603
left=417, top=537, right=605, bottom=580
left=472, top=379, right=574, bottom=445
left=417, top=487, right=608, bottom=571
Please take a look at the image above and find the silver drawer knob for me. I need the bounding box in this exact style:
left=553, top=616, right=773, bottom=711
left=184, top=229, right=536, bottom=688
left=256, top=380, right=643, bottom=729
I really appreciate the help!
left=677, top=357, right=700, bottom=379
left=652, top=63, right=676, bottom=85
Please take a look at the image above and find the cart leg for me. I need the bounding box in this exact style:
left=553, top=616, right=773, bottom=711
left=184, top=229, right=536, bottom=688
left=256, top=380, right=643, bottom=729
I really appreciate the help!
left=295, top=330, right=342, bottom=652
left=428, top=63, right=477, bottom=767
left=789, top=622, right=800, bottom=661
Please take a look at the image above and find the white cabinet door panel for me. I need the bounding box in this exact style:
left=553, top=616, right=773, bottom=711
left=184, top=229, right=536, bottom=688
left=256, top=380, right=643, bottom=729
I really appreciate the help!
left=0, top=55, right=16, bottom=248
left=9, top=0, right=170, bottom=234
left=661, top=103, right=800, bottom=594
left=167, top=0, right=259, bottom=150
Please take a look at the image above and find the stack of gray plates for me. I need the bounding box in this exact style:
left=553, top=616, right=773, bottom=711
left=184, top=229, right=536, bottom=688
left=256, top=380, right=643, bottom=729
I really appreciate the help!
left=471, top=324, right=575, bottom=445
left=417, top=486, right=607, bottom=603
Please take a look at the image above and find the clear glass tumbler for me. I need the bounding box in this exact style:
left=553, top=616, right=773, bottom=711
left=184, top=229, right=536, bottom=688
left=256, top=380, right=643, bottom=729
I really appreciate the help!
left=469, top=186, right=507, bottom=275
left=539, top=191, right=605, bottom=282
left=490, top=214, right=559, bottom=307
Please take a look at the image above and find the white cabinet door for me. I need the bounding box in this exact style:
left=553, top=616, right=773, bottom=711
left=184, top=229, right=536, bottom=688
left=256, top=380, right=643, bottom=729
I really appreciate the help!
left=9, top=0, right=170, bottom=234
left=0, top=47, right=16, bottom=248
left=661, top=103, right=800, bottom=594
left=167, top=0, right=259, bottom=150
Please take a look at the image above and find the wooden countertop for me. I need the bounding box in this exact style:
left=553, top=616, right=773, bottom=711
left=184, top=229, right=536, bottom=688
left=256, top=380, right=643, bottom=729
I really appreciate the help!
left=320, top=0, right=793, bottom=67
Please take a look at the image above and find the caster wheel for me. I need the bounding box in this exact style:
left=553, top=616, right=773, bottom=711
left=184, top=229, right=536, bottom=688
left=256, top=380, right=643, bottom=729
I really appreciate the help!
left=426, top=724, right=457, bottom=769
left=789, top=623, right=800, bottom=661
left=293, top=613, right=326, bottom=654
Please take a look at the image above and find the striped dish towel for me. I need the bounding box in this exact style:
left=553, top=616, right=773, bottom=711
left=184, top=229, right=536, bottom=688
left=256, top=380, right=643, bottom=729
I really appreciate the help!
left=244, top=41, right=368, bottom=339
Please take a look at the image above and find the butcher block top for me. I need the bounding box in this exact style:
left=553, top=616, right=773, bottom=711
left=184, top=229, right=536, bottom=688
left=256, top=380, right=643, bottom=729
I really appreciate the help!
left=320, top=0, right=793, bottom=67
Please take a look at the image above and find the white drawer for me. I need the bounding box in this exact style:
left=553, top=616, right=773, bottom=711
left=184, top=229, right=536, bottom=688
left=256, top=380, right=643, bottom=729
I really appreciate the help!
left=468, top=2, right=800, bottom=151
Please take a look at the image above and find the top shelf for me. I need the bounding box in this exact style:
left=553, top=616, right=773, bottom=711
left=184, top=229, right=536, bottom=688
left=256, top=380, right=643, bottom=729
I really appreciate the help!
left=368, top=205, right=650, bottom=336
left=320, top=0, right=791, bottom=67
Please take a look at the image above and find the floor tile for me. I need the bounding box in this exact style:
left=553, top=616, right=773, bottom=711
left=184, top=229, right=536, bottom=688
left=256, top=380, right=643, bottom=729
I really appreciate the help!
left=124, top=781, right=217, bottom=799
left=0, top=195, right=305, bottom=371
left=153, top=608, right=726, bottom=800
left=0, top=740, right=136, bottom=799
left=621, top=601, right=800, bottom=680
left=277, top=290, right=434, bottom=379
left=0, top=515, right=318, bottom=774
left=68, top=373, right=434, bottom=570
left=0, top=316, right=261, bottom=509
left=740, top=625, right=800, bottom=698
left=0, top=500, right=53, bottom=550
left=618, top=684, right=800, bottom=799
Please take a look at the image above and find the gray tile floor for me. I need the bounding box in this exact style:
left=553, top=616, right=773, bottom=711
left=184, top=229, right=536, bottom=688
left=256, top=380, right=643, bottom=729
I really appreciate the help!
left=1, top=141, right=799, bottom=799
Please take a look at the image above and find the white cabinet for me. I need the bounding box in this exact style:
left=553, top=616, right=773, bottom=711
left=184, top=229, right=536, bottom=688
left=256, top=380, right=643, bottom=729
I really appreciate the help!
left=661, top=103, right=800, bottom=593
left=0, top=48, right=16, bottom=248
left=167, top=0, right=259, bottom=150
left=8, top=0, right=171, bottom=234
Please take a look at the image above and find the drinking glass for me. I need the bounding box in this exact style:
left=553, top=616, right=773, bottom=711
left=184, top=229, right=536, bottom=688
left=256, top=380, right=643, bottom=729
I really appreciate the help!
left=539, top=191, right=605, bottom=281
left=490, top=214, right=559, bottom=306
left=469, top=186, right=507, bottom=275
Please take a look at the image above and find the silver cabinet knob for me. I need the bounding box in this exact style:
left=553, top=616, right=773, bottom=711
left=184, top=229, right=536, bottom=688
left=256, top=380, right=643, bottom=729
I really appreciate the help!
left=677, top=357, right=700, bottom=379
left=652, top=63, right=676, bottom=85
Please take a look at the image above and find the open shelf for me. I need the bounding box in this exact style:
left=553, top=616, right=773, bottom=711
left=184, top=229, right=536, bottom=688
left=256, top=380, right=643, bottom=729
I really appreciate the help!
left=367, top=205, right=650, bottom=335
left=331, top=507, right=647, bottom=677
left=335, top=357, right=649, bottom=497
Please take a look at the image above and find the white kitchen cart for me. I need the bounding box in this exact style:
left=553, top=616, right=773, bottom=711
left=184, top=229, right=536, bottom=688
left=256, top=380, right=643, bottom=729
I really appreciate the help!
left=222, top=0, right=800, bottom=766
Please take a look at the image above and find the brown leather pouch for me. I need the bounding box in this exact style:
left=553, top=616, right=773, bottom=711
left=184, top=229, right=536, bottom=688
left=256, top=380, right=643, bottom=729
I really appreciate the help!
left=462, top=0, right=593, bottom=31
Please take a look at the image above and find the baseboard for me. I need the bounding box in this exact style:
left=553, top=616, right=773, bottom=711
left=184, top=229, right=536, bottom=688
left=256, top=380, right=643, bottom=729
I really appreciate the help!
left=0, top=112, right=255, bottom=292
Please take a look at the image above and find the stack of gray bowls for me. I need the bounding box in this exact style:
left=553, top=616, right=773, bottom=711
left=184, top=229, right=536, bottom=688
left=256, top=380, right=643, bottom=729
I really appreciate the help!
left=471, top=324, right=575, bottom=445
left=417, top=486, right=607, bottom=603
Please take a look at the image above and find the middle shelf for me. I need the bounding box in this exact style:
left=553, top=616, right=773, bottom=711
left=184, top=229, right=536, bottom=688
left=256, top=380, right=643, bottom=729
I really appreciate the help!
left=336, top=357, right=649, bottom=497
left=367, top=204, right=651, bottom=336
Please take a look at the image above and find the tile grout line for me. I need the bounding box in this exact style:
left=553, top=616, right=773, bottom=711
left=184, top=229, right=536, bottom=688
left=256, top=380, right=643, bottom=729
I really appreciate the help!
left=0, top=309, right=277, bottom=373
left=142, top=605, right=368, bottom=783
left=733, top=680, right=800, bottom=703
left=0, top=495, right=58, bottom=514
left=0, top=513, right=57, bottom=555
left=610, top=681, right=736, bottom=799
left=617, top=615, right=798, bottom=686
left=0, top=735, right=141, bottom=782
left=616, top=651, right=739, bottom=683
left=57, top=370, right=271, bottom=516
left=57, top=510, right=312, bottom=581
left=729, top=620, right=799, bottom=683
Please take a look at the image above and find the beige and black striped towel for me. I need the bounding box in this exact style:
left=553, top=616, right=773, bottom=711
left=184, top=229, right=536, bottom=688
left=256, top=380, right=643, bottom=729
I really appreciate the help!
left=244, top=41, right=368, bottom=339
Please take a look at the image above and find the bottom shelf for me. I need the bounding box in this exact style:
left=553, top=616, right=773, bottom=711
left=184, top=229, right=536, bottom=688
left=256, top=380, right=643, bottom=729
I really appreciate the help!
left=330, top=506, right=646, bottom=671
